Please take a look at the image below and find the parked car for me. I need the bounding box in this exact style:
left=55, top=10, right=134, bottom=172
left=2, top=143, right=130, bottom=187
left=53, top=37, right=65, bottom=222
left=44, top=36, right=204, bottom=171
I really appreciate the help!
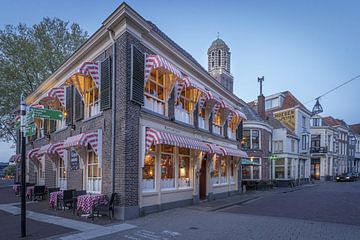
left=335, top=173, right=357, bottom=182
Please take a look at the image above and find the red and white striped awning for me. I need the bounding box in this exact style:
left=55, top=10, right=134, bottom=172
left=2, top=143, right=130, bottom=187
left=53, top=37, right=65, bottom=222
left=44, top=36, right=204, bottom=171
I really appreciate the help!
left=78, top=61, right=100, bottom=87
left=38, top=144, right=52, bottom=156
left=206, top=144, right=224, bottom=155
left=219, top=146, right=248, bottom=158
left=27, top=148, right=40, bottom=160
left=144, top=54, right=183, bottom=82
left=48, top=141, right=66, bottom=160
left=63, top=133, right=85, bottom=149
left=63, top=130, right=101, bottom=156
left=145, top=128, right=210, bottom=154
left=9, top=154, right=21, bottom=163
left=175, top=76, right=207, bottom=98
left=46, top=87, right=65, bottom=106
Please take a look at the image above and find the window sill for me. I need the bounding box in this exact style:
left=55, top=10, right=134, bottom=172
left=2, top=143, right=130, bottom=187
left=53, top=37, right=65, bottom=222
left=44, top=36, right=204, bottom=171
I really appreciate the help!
left=83, top=112, right=103, bottom=123
left=161, top=188, right=193, bottom=194
left=212, top=183, right=229, bottom=187
left=142, top=191, right=157, bottom=196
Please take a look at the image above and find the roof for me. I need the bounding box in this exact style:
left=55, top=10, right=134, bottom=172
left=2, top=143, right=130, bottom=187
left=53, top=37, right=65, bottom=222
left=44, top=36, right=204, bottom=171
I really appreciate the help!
left=322, top=116, right=348, bottom=128
left=241, top=104, right=262, bottom=122
left=350, top=124, right=360, bottom=134
left=208, top=38, right=229, bottom=52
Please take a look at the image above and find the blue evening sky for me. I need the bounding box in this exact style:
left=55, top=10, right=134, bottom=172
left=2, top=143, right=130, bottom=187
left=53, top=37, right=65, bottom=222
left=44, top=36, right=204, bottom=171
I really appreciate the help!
left=1, top=0, right=360, bottom=162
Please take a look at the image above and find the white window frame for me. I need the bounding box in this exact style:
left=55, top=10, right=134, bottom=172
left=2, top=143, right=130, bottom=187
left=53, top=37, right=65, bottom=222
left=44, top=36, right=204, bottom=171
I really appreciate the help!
left=86, top=150, right=102, bottom=194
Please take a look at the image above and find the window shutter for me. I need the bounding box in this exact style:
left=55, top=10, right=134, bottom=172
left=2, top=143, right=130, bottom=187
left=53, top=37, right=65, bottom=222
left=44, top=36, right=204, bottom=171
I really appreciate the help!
left=130, top=45, right=145, bottom=105
left=74, top=89, right=84, bottom=121
left=100, top=57, right=112, bottom=111
left=65, top=86, right=73, bottom=125
left=236, top=120, right=243, bottom=141
left=44, top=119, right=48, bottom=134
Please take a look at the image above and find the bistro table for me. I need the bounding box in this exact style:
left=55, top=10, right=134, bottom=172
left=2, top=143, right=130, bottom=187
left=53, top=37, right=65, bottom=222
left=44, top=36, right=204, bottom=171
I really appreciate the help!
left=49, top=191, right=63, bottom=209
left=76, top=194, right=108, bottom=215
left=12, top=184, right=20, bottom=195
left=26, top=186, right=35, bottom=200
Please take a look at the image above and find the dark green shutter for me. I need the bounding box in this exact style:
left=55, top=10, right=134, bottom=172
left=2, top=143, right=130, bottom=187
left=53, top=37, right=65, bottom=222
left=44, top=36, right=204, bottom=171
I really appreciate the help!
left=130, top=45, right=145, bottom=105
left=75, top=89, right=84, bottom=121
left=236, top=120, right=243, bottom=141
left=65, top=86, right=73, bottom=125
left=100, top=57, right=112, bottom=111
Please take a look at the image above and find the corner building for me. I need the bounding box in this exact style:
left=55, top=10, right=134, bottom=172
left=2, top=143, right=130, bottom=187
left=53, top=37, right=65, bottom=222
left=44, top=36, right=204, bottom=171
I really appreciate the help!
left=18, top=3, right=248, bottom=220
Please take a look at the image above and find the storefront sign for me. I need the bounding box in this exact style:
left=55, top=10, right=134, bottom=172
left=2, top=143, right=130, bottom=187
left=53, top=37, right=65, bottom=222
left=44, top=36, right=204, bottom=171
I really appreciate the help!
left=274, top=109, right=295, bottom=131
left=70, top=150, right=79, bottom=170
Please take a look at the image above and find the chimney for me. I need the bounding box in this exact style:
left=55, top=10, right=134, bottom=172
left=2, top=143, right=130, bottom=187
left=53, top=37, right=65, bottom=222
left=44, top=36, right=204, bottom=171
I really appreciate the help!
left=257, top=76, right=266, bottom=119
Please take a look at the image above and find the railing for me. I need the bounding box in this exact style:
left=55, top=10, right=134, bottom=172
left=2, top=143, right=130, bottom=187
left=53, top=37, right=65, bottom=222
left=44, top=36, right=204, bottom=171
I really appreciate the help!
left=227, top=128, right=236, bottom=140
left=212, top=124, right=222, bottom=136
left=198, top=117, right=207, bottom=130
left=175, top=108, right=192, bottom=125
left=310, top=146, right=328, bottom=153
left=144, top=96, right=165, bottom=115
left=87, top=177, right=101, bottom=193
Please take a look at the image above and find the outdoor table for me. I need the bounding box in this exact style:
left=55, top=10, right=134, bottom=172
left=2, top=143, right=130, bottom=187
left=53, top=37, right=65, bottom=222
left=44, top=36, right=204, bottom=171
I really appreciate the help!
left=26, top=186, right=34, bottom=200
left=49, top=191, right=63, bottom=209
left=76, top=194, right=108, bottom=214
left=12, top=184, right=20, bottom=195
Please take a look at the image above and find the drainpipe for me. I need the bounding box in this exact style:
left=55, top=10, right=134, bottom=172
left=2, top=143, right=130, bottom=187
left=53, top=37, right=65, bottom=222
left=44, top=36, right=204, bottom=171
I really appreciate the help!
left=108, top=29, right=116, bottom=194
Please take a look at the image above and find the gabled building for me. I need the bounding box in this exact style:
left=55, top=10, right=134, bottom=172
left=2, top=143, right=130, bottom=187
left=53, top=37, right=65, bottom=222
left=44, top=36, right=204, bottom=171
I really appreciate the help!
left=349, top=124, right=360, bottom=172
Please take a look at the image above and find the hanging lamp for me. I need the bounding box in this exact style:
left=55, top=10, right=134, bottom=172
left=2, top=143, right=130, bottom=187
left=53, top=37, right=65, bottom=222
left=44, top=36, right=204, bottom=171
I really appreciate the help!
left=312, top=97, right=323, bottom=115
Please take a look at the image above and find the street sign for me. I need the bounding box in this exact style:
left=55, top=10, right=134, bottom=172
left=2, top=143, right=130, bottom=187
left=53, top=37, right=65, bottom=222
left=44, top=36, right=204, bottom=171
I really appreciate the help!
left=25, top=124, right=36, bottom=137
left=29, top=108, right=63, bottom=120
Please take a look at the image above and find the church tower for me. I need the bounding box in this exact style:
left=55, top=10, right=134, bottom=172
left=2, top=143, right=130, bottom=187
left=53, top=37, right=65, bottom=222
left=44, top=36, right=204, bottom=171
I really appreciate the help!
left=207, top=37, right=234, bottom=92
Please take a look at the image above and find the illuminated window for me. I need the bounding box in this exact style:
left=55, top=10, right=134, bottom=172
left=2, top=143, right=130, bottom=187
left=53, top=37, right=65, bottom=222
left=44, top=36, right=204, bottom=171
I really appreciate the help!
left=143, top=145, right=156, bottom=192
left=212, top=156, right=228, bottom=185
left=84, top=78, right=100, bottom=118
left=144, top=70, right=169, bottom=115
left=175, top=88, right=195, bottom=125
left=275, top=158, right=285, bottom=179
left=87, top=150, right=101, bottom=193
left=160, top=145, right=175, bottom=189
left=178, top=147, right=191, bottom=188
left=212, top=111, right=223, bottom=135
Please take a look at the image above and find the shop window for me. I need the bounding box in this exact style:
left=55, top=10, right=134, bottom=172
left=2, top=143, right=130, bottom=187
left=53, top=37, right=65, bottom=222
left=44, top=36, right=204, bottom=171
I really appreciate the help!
left=212, top=112, right=223, bottom=136
left=212, top=156, right=228, bottom=185
left=230, top=158, right=235, bottom=183
left=175, top=88, right=194, bottom=125
left=242, top=158, right=261, bottom=180
left=288, top=158, right=292, bottom=179
left=143, top=145, right=156, bottom=192
left=144, top=71, right=167, bottom=115
left=275, top=158, right=285, bottom=179
left=84, top=79, right=100, bottom=118
left=160, top=145, right=175, bottom=189
left=38, top=159, right=45, bottom=185
left=87, top=150, right=101, bottom=193
left=242, top=166, right=251, bottom=179
left=178, top=147, right=191, bottom=188
left=58, top=158, right=67, bottom=190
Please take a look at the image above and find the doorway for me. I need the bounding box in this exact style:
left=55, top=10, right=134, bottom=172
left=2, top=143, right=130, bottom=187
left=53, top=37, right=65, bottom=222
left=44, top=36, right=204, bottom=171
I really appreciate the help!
left=199, top=159, right=207, bottom=200
left=311, top=159, right=320, bottom=180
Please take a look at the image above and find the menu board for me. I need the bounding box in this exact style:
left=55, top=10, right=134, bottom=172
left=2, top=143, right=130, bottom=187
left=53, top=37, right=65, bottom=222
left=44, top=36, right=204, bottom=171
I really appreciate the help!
left=70, top=150, right=79, bottom=170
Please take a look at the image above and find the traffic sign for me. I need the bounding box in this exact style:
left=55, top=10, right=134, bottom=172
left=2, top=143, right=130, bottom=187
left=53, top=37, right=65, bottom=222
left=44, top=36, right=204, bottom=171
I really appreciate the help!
left=29, top=108, right=63, bottom=120
left=25, top=124, right=36, bottom=137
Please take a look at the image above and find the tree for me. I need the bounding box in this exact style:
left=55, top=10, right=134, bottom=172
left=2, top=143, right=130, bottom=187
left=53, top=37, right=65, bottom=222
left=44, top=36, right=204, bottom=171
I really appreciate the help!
left=4, top=164, right=16, bottom=176
left=0, top=17, right=88, bottom=142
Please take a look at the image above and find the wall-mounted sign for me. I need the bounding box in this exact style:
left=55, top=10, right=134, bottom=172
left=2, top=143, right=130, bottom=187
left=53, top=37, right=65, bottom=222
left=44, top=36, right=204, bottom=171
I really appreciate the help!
left=25, top=124, right=36, bottom=137
left=274, top=109, right=295, bottom=131
left=70, top=150, right=79, bottom=170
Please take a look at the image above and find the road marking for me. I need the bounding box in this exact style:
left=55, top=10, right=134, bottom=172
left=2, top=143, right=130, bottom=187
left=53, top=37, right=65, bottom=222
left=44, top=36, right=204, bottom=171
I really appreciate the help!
left=124, top=229, right=182, bottom=240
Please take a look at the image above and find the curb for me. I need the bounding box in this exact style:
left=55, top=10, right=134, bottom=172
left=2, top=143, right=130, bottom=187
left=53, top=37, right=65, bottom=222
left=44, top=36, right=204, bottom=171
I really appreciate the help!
left=210, top=196, right=262, bottom=211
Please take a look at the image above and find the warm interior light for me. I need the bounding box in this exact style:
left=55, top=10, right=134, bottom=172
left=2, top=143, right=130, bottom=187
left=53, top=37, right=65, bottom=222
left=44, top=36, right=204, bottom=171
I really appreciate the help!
left=180, top=167, right=186, bottom=177
left=149, top=169, right=153, bottom=177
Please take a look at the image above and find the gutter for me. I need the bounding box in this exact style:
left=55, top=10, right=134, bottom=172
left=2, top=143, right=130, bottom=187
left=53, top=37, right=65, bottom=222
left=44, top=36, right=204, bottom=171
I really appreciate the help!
left=108, top=29, right=116, bottom=194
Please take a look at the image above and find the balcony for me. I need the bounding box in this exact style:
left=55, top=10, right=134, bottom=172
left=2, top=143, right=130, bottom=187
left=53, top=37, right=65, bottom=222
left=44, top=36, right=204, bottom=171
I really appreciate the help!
left=310, top=146, right=328, bottom=154
left=175, top=108, right=192, bottom=125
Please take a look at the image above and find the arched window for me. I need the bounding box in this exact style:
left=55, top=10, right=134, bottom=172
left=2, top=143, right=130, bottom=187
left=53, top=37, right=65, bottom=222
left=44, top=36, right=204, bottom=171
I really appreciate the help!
left=218, top=50, right=221, bottom=66
left=212, top=61, right=214, bottom=68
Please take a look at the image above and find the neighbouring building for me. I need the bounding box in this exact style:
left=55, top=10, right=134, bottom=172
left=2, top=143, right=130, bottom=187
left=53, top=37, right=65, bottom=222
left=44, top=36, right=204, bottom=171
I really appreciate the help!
left=12, top=3, right=250, bottom=220
left=350, top=124, right=360, bottom=172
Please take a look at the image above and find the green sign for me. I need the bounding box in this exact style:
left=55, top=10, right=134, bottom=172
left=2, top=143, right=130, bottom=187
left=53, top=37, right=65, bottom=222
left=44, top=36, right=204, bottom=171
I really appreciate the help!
left=26, top=111, right=34, bottom=124
left=14, top=120, right=20, bottom=129
left=29, top=108, right=63, bottom=121
left=25, top=124, right=36, bottom=137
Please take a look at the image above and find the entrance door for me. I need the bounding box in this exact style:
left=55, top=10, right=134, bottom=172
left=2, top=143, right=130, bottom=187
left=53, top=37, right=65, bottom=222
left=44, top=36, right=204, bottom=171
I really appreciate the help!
left=199, top=159, right=207, bottom=200
left=311, top=163, right=320, bottom=180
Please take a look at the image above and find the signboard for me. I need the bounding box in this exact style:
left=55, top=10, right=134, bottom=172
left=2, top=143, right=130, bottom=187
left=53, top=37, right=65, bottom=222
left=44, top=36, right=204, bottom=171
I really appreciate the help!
left=70, top=150, right=79, bottom=170
left=274, top=109, right=295, bottom=131
left=30, top=108, right=63, bottom=120
left=25, top=124, right=36, bottom=137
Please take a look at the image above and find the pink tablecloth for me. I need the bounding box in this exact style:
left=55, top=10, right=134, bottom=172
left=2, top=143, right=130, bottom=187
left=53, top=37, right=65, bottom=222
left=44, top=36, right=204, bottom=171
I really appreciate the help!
left=26, top=186, right=34, bottom=199
left=49, top=191, right=63, bottom=208
left=77, top=194, right=108, bottom=214
left=12, top=184, right=20, bottom=194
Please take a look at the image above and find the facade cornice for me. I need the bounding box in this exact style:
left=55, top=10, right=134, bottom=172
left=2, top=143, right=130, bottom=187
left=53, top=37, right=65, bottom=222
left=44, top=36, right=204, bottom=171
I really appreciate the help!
left=243, top=121, right=273, bottom=133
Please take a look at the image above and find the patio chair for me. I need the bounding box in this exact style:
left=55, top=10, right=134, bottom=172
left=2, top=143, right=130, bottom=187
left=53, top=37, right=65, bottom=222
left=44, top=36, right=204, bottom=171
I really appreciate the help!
left=72, top=190, right=87, bottom=215
left=47, top=187, right=60, bottom=199
left=92, top=192, right=117, bottom=221
left=59, top=189, right=75, bottom=210
left=33, top=185, right=46, bottom=200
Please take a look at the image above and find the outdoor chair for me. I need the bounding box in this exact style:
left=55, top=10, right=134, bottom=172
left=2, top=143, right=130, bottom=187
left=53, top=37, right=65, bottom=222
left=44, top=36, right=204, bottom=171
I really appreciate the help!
left=59, top=189, right=75, bottom=210
left=47, top=187, right=60, bottom=199
left=92, top=192, right=117, bottom=221
left=33, top=185, right=46, bottom=200
left=72, top=190, right=87, bottom=215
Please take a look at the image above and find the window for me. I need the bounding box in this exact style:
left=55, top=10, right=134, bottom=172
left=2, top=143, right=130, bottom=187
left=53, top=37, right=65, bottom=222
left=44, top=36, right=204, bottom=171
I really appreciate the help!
left=230, top=158, right=235, bottom=183
left=212, top=111, right=223, bottom=135
left=198, top=101, right=208, bottom=130
left=178, top=148, right=191, bottom=188
left=218, top=50, right=221, bottom=66
left=143, top=145, right=156, bottom=192
left=241, top=130, right=260, bottom=150
left=287, top=158, right=292, bottom=178
left=242, top=158, right=261, bottom=180
left=212, top=156, right=228, bottom=185
left=265, top=98, right=280, bottom=110
left=87, top=150, right=101, bottom=193
left=291, top=140, right=295, bottom=153
left=58, top=158, right=67, bottom=190
left=311, top=135, right=320, bottom=148
left=302, top=116, right=306, bottom=128
left=241, top=130, right=250, bottom=149
left=302, top=135, right=308, bottom=150
left=175, top=88, right=194, bottom=125
left=274, top=141, right=283, bottom=153
left=251, top=130, right=260, bottom=150
left=275, top=158, right=285, bottom=179
left=144, top=71, right=167, bottom=115
left=84, top=77, right=100, bottom=118
left=312, top=118, right=320, bottom=127
left=160, top=145, right=175, bottom=189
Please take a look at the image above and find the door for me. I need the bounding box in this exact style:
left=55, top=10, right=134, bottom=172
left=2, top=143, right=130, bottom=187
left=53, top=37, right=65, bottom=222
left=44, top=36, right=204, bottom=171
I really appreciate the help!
left=199, top=159, right=207, bottom=200
left=311, top=163, right=320, bottom=180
